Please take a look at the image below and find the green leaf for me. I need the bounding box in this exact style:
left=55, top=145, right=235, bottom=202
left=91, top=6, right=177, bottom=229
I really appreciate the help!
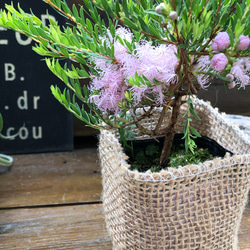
left=123, top=17, right=139, bottom=31
left=190, top=126, right=201, bottom=138
left=137, top=16, right=151, bottom=34
left=99, top=0, right=115, bottom=19
left=121, top=0, right=129, bottom=17
left=82, top=110, right=90, bottom=123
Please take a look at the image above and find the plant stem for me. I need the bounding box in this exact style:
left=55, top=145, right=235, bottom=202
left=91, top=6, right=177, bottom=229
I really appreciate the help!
left=159, top=91, right=182, bottom=167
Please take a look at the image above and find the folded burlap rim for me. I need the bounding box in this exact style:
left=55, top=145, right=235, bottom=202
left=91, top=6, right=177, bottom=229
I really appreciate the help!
left=100, top=98, right=250, bottom=182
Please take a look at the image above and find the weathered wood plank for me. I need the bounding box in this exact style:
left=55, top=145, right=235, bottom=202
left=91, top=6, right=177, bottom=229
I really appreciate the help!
left=0, top=204, right=112, bottom=250
left=225, top=114, right=250, bottom=138
left=0, top=205, right=249, bottom=249
left=0, top=139, right=101, bottom=208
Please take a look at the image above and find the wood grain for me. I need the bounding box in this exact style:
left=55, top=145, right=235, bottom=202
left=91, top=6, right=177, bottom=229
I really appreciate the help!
left=0, top=204, right=112, bottom=250
left=0, top=205, right=249, bottom=249
left=0, top=138, right=101, bottom=208
left=225, top=114, right=250, bottom=137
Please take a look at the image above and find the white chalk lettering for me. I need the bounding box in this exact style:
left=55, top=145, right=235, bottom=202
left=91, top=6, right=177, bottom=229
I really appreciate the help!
left=15, top=32, right=32, bottom=46
left=6, top=128, right=15, bottom=140
left=32, top=126, right=42, bottom=139
left=17, top=91, right=41, bottom=110
left=6, top=126, right=43, bottom=140
left=19, top=127, right=29, bottom=140
left=4, top=63, right=16, bottom=81
left=41, top=14, right=56, bottom=26
left=17, top=91, right=28, bottom=110
left=0, top=27, right=8, bottom=45
left=33, top=96, right=40, bottom=110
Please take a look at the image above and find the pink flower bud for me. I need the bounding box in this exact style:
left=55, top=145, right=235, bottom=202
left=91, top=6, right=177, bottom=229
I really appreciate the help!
left=169, top=11, right=178, bottom=20
left=155, top=5, right=162, bottom=14
left=212, top=32, right=230, bottom=51
left=237, top=35, right=250, bottom=51
left=228, top=81, right=236, bottom=89
left=226, top=73, right=234, bottom=82
left=155, top=3, right=171, bottom=17
left=211, top=53, right=228, bottom=71
left=155, top=3, right=166, bottom=14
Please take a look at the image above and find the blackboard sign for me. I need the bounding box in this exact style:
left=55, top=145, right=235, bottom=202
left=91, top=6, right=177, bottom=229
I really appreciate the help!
left=0, top=1, right=73, bottom=154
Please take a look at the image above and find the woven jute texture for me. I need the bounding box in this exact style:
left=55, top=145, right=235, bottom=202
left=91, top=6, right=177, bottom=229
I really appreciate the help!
left=99, top=98, right=250, bottom=250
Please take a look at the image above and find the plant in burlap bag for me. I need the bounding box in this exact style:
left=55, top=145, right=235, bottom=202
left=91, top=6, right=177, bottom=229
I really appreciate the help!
left=1, top=0, right=250, bottom=249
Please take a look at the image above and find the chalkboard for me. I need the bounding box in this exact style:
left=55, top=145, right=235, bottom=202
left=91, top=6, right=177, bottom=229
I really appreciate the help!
left=0, top=1, right=74, bottom=154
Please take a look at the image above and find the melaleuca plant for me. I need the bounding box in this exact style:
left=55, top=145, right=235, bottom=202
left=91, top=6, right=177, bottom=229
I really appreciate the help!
left=0, top=0, right=249, bottom=167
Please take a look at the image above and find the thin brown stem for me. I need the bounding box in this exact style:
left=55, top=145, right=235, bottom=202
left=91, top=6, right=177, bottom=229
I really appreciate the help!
left=213, top=0, right=222, bottom=28
left=154, top=100, right=173, bottom=135
left=197, top=0, right=210, bottom=19
left=159, top=91, right=182, bottom=167
left=141, top=31, right=177, bottom=45
left=171, top=0, right=176, bottom=11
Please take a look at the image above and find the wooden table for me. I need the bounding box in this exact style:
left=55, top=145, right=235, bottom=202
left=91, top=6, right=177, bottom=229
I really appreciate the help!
left=0, top=116, right=250, bottom=249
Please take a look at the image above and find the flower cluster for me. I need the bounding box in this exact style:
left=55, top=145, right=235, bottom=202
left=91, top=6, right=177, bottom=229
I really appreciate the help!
left=196, top=32, right=250, bottom=89
left=89, top=28, right=178, bottom=114
left=211, top=32, right=250, bottom=88
left=90, top=28, right=250, bottom=114
left=155, top=2, right=178, bottom=20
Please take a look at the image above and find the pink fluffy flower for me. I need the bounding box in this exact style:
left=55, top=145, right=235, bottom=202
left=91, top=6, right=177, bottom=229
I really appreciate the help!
left=212, top=32, right=230, bottom=51
left=193, top=55, right=212, bottom=88
left=89, top=64, right=126, bottom=114
left=237, top=35, right=250, bottom=51
left=130, top=43, right=178, bottom=104
left=135, top=43, right=178, bottom=84
left=89, top=28, right=180, bottom=113
left=230, top=58, right=250, bottom=88
left=226, top=74, right=235, bottom=89
left=211, top=53, right=228, bottom=71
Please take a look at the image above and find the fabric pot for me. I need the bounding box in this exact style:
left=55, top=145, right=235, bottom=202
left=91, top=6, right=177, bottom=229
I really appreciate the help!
left=99, top=98, right=250, bottom=250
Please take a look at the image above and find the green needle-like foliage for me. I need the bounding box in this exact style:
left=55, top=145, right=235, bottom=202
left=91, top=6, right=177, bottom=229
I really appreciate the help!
left=0, top=0, right=249, bottom=167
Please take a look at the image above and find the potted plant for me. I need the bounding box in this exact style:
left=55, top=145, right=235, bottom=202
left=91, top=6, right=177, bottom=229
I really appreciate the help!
left=0, top=0, right=249, bottom=248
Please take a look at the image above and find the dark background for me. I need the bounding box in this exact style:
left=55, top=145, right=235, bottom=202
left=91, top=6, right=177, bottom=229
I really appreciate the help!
left=0, top=1, right=73, bottom=154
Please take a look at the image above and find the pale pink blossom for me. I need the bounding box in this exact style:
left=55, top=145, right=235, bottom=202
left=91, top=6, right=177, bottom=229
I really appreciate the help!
left=226, top=74, right=234, bottom=82
left=228, top=82, right=236, bottom=89
left=89, top=64, right=126, bottom=114
left=237, top=35, right=250, bottom=51
left=212, top=32, right=230, bottom=51
left=211, top=53, right=228, bottom=71
left=131, top=42, right=178, bottom=104
left=193, top=55, right=212, bottom=88
left=226, top=74, right=235, bottom=89
left=230, top=58, right=250, bottom=88
left=89, top=29, right=180, bottom=113
left=135, top=43, right=178, bottom=84
left=155, top=4, right=163, bottom=14
left=155, top=3, right=168, bottom=15
left=169, top=11, right=178, bottom=20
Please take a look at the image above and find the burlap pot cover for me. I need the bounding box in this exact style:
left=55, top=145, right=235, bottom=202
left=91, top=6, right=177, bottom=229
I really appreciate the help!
left=99, top=98, right=250, bottom=250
